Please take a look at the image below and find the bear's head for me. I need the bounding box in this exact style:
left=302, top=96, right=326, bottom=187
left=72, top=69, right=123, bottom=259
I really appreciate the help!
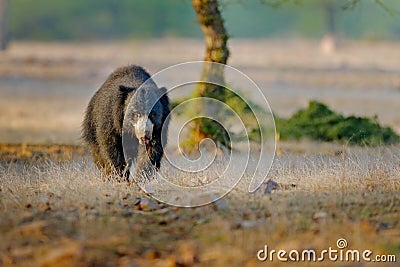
left=121, top=85, right=164, bottom=145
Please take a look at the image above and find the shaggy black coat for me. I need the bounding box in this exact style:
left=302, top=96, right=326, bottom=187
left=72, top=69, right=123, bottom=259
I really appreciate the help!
left=82, top=65, right=169, bottom=181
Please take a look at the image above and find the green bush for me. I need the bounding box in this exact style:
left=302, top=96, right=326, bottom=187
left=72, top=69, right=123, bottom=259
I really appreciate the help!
left=275, top=101, right=399, bottom=146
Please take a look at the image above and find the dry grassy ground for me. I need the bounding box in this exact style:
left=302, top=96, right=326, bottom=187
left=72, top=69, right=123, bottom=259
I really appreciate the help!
left=0, top=144, right=399, bottom=266
left=0, top=39, right=399, bottom=266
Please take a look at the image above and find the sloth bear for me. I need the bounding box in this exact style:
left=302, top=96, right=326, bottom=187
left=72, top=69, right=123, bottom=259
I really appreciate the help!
left=82, top=65, right=170, bottom=182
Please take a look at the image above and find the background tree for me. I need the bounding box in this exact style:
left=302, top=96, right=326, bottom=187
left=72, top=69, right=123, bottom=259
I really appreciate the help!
left=187, top=0, right=263, bottom=151
left=320, top=0, right=340, bottom=54
left=7, top=1, right=399, bottom=40
left=191, top=0, right=229, bottom=65
left=0, top=0, right=8, bottom=50
left=189, top=0, right=232, bottom=149
left=187, top=0, right=397, bottom=149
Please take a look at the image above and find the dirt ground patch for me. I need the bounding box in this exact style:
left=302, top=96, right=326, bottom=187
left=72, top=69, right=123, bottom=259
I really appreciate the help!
left=0, top=144, right=85, bottom=162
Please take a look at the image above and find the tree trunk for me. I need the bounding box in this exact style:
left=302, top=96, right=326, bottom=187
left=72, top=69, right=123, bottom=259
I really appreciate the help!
left=191, top=0, right=229, bottom=64
left=189, top=0, right=231, bottom=150
left=191, top=0, right=229, bottom=97
left=324, top=1, right=336, bottom=35
left=320, top=1, right=338, bottom=54
left=0, top=0, right=9, bottom=50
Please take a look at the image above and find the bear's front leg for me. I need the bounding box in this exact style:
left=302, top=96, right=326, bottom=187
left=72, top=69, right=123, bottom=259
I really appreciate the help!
left=134, top=144, right=157, bottom=184
left=100, top=133, right=127, bottom=179
left=148, top=138, right=164, bottom=169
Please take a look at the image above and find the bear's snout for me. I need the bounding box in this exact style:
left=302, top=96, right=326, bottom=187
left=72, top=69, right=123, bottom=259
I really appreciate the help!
left=135, top=116, right=153, bottom=145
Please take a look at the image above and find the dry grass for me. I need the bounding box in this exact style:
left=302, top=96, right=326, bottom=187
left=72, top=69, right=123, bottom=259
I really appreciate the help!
left=0, top=144, right=399, bottom=266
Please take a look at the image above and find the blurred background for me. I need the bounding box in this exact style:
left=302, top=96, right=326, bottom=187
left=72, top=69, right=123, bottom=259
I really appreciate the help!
left=5, top=0, right=400, bottom=41
left=0, top=0, right=399, bottom=144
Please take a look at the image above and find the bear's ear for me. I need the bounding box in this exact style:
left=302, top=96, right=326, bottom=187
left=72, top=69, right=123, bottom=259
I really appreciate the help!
left=158, top=86, right=168, bottom=96
left=158, top=86, right=170, bottom=113
left=119, top=85, right=135, bottom=93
